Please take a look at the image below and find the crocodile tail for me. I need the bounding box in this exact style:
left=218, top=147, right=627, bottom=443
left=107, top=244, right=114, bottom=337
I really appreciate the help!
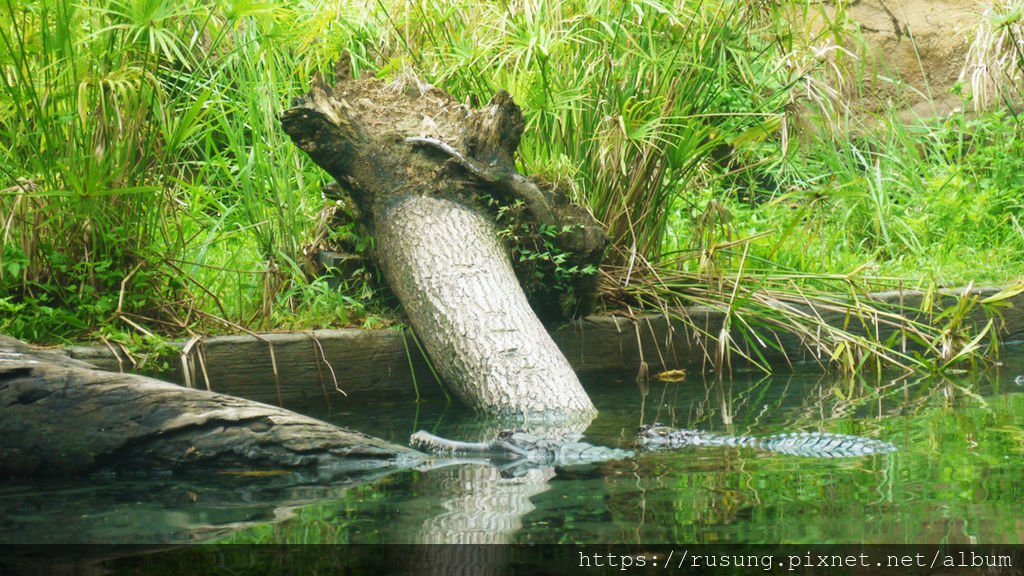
left=758, top=432, right=897, bottom=458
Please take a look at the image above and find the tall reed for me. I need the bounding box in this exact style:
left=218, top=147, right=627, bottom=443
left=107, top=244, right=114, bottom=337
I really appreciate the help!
left=378, top=0, right=791, bottom=265
left=1, top=0, right=1018, bottom=375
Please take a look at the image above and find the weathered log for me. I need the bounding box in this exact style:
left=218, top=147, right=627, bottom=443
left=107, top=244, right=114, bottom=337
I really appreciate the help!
left=0, top=336, right=419, bottom=477
left=281, top=61, right=603, bottom=421
left=374, top=195, right=593, bottom=417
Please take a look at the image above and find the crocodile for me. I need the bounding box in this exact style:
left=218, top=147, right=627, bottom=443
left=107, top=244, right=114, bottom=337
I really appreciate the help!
left=410, top=425, right=896, bottom=471
left=637, top=423, right=898, bottom=458
left=410, top=429, right=631, bottom=475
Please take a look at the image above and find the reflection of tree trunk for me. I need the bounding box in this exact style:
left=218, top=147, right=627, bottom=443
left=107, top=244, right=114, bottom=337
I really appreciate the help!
left=417, top=464, right=554, bottom=543
left=408, top=419, right=564, bottom=573
left=413, top=464, right=554, bottom=575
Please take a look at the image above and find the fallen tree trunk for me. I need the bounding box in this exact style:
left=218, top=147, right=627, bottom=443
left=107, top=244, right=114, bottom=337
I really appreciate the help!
left=281, top=60, right=604, bottom=421
left=376, top=195, right=591, bottom=416
left=0, top=336, right=419, bottom=477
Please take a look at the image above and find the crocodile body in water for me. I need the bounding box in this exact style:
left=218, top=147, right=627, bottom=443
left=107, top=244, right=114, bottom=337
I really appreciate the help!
left=636, top=424, right=897, bottom=458
left=410, top=430, right=631, bottom=475
left=410, top=425, right=896, bottom=471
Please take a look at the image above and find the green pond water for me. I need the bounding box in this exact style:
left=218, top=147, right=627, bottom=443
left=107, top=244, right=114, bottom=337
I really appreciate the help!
left=2, top=353, right=1023, bottom=545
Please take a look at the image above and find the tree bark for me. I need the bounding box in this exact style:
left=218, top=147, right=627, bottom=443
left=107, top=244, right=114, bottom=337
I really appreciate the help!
left=281, top=60, right=602, bottom=421
left=0, top=336, right=419, bottom=477
left=376, top=196, right=593, bottom=416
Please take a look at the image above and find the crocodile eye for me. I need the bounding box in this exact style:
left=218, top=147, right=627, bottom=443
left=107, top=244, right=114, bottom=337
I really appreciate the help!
left=498, top=430, right=514, bottom=440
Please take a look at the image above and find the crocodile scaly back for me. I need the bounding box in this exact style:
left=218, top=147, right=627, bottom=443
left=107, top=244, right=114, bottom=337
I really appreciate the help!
left=753, top=432, right=896, bottom=458
left=637, top=424, right=896, bottom=458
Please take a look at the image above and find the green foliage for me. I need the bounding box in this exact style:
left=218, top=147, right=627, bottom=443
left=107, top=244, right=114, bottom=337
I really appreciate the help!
left=1, top=0, right=1020, bottom=376
left=721, top=109, right=1024, bottom=286
left=493, top=197, right=599, bottom=320
left=0, top=0, right=368, bottom=343
left=382, top=0, right=787, bottom=263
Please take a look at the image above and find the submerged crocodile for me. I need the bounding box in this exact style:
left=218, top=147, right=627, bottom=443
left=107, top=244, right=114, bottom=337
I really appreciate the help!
left=410, top=425, right=896, bottom=471
left=636, top=424, right=897, bottom=458
left=410, top=430, right=631, bottom=475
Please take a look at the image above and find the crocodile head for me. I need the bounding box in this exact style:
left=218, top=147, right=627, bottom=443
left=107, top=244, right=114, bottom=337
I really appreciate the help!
left=636, top=423, right=700, bottom=447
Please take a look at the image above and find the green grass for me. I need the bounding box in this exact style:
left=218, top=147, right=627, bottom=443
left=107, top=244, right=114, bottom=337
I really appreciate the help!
left=1, top=0, right=1022, bottom=372
left=701, top=109, right=1024, bottom=286
left=0, top=0, right=384, bottom=344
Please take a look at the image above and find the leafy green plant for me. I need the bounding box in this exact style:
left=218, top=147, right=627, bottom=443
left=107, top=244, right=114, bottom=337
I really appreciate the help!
left=1, top=0, right=1018, bottom=376
left=492, top=197, right=599, bottom=321
left=0, top=0, right=368, bottom=344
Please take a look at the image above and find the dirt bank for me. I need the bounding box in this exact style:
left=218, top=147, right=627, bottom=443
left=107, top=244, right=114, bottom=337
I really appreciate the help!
left=801, top=0, right=983, bottom=119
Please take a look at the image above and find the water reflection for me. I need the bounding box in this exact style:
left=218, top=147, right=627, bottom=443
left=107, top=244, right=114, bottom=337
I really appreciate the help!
left=1, top=352, right=1023, bottom=545
left=417, top=465, right=555, bottom=543
left=0, top=465, right=406, bottom=544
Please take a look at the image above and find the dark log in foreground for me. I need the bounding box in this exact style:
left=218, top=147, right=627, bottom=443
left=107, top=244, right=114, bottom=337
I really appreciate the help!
left=0, top=336, right=419, bottom=477
left=281, top=60, right=603, bottom=421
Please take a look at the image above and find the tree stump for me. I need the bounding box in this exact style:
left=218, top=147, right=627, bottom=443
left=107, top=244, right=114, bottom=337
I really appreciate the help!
left=281, top=60, right=605, bottom=421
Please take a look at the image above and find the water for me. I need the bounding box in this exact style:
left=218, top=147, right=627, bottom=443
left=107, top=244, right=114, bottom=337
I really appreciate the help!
left=2, top=354, right=1023, bottom=545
